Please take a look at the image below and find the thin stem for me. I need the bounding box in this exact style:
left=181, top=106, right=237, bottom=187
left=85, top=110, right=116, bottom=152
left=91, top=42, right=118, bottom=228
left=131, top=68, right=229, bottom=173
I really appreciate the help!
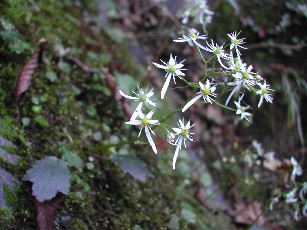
left=214, top=100, right=236, bottom=111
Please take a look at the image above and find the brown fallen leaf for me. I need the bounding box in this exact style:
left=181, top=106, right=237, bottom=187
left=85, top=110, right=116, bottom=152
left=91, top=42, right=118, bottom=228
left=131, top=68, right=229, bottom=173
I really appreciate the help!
left=34, top=193, right=65, bottom=230
left=229, top=201, right=266, bottom=226
left=66, top=55, right=94, bottom=74
left=15, top=38, right=47, bottom=101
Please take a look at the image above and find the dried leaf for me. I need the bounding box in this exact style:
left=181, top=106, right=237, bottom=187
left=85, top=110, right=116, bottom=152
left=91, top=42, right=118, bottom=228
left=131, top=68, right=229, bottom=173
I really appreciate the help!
left=111, top=155, right=153, bottom=182
left=15, top=38, right=47, bottom=101
left=229, top=201, right=266, bottom=226
left=34, top=194, right=65, bottom=230
left=24, top=156, right=70, bottom=202
left=66, top=55, right=93, bottom=73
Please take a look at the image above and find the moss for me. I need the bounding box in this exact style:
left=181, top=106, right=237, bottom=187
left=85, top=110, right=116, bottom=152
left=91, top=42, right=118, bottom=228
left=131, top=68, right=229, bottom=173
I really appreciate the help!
left=0, top=0, right=236, bottom=229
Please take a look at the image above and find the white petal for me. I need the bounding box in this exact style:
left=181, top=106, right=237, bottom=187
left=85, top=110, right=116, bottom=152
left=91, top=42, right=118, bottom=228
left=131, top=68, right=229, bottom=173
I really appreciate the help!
left=185, top=120, right=191, bottom=129
left=172, top=128, right=181, bottom=134
left=169, top=55, right=175, bottom=65
left=161, top=74, right=172, bottom=99
left=146, top=110, right=154, bottom=119
left=175, top=63, right=184, bottom=68
left=119, top=90, right=138, bottom=100
left=145, top=126, right=157, bottom=154
left=178, top=119, right=185, bottom=129
left=130, top=103, right=143, bottom=120
left=152, top=62, right=168, bottom=70
left=234, top=101, right=240, bottom=109
left=175, top=70, right=185, bottom=76
left=173, top=137, right=183, bottom=170
left=126, top=120, right=141, bottom=125
left=182, top=94, right=202, bottom=112
left=258, top=96, right=263, bottom=108
left=173, top=38, right=191, bottom=42
left=199, top=81, right=205, bottom=90
left=146, top=91, right=154, bottom=97
left=148, top=120, right=159, bottom=125
left=138, top=110, right=145, bottom=119
left=146, top=99, right=156, bottom=107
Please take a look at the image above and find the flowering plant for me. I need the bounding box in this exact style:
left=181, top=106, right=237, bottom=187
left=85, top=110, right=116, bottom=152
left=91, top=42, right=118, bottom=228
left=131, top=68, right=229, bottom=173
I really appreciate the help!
left=119, top=27, right=275, bottom=170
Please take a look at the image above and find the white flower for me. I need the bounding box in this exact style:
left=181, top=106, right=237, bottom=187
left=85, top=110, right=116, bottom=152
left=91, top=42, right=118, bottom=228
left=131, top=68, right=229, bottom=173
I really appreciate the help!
left=170, top=119, right=194, bottom=169
left=226, top=62, right=256, bottom=106
left=173, top=28, right=207, bottom=47
left=182, top=80, right=217, bottom=112
left=119, top=86, right=156, bottom=120
left=227, top=31, right=247, bottom=56
left=227, top=51, right=246, bottom=71
left=303, top=202, right=307, bottom=217
left=286, top=189, right=298, bottom=203
left=125, top=110, right=159, bottom=154
left=202, top=40, right=229, bottom=69
left=229, top=64, right=255, bottom=89
left=181, top=0, right=214, bottom=32
left=300, top=182, right=307, bottom=202
left=256, top=82, right=273, bottom=108
left=291, top=157, right=302, bottom=182
left=269, top=196, right=280, bottom=210
left=234, top=94, right=252, bottom=121
left=152, top=54, right=186, bottom=99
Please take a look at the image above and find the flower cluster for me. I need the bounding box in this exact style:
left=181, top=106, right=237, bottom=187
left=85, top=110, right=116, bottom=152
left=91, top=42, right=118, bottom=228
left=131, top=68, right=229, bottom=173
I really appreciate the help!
left=119, top=29, right=274, bottom=169
left=270, top=157, right=306, bottom=221
left=179, top=0, right=214, bottom=32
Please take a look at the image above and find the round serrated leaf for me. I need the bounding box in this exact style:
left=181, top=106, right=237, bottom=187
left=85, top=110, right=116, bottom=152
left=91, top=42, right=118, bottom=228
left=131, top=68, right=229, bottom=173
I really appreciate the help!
left=24, top=156, right=70, bottom=202
left=110, top=155, right=153, bottom=182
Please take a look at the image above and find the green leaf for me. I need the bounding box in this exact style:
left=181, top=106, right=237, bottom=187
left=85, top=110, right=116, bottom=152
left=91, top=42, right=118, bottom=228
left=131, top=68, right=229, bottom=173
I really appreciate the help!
left=24, top=156, right=70, bottom=202
left=115, top=72, right=137, bottom=94
left=181, top=203, right=196, bottom=224
left=111, top=155, right=153, bottom=182
left=60, top=146, right=84, bottom=171
left=34, top=116, right=49, bottom=127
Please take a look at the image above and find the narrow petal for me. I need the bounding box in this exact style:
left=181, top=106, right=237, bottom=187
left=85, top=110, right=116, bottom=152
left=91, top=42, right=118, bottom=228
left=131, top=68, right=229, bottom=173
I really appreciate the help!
left=126, top=120, right=141, bottom=125
left=130, top=103, right=143, bottom=120
left=175, top=63, right=184, bottom=68
left=138, top=110, right=145, bottom=119
left=146, top=91, right=154, bottom=97
left=175, top=70, right=185, bottom=76
left=161, top=74, right=172, bottom=99
left=173, top=137, right=183, bottom=170
left=119, top=90, right=138, bottom=100
left=173, top=38, right=191, bottom=42
left=146, top=99, right=156, bottom=107
left=152, top=62, right=168, bottom=70
left=258, top=96, right=263, bottom=108
left=148, top=119, right=159, bottom=125
left=182, top=94, right=202, bottom=112
left=178, top=119, right=185, bottom=129
left=145, top=126, right=157, bottom=154
left=199, top=81, right=205, bottom=90
left=172, top=128, right=181, bottom=134
left=169, top=55, right=175, bottom=65
left=146, top=110, right=154, bottom=119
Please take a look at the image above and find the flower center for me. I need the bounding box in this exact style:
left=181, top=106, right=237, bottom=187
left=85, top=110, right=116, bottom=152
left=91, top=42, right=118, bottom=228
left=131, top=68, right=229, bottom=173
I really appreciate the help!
left=191, top=33, right=196, bottom=38
left=169, top=65, right=176, bottom=73
left=181, top=129, right=188, bottom=137
left=233, top=38, right=240, bottom=44
left=262, top=88, right=268, bottom=94
left=235, top=64, right=241, bottom=71
left=202, top=88, right=210, bottom=96
left=243, top=72, right=249, bottom=79
left=240, top=106, right=247, bottom=112
left=213, top=47, right=222, bottom=55
left=140, top=94, right=147, bottom=102
left=141, top=118, right=148, bottom=126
